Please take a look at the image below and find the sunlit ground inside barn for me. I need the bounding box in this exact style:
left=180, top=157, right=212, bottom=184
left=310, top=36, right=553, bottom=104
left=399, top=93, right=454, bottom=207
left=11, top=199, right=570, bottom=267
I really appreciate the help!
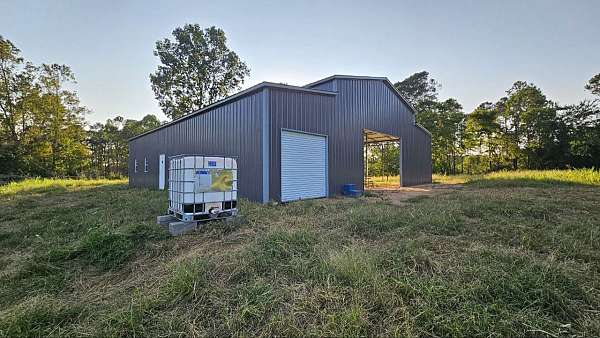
left=363, top=129, right=401, bottom=190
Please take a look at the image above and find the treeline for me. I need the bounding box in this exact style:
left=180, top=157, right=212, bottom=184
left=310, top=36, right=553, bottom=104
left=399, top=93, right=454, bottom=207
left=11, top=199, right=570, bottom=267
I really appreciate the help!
left=2, top=29, right=599, bottom=179
left=0, top=36, right=160, bottom=179
left=394, top=72, right=600, bottom=174
left=87, top=115, right=160, bottom=177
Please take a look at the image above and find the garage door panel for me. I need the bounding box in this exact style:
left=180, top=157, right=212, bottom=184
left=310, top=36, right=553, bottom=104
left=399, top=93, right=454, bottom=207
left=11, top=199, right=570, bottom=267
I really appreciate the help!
left=281, top=130, right=328, bottom=202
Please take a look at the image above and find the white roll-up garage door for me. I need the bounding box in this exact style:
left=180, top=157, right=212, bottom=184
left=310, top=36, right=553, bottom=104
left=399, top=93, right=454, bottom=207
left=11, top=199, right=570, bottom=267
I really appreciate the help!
left=281, top=130, right=328, bottom=202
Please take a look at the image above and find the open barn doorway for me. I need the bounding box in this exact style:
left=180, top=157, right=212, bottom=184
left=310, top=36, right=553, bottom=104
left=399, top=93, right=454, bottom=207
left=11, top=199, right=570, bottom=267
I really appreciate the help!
left=363, top=129, right=401, bottom=189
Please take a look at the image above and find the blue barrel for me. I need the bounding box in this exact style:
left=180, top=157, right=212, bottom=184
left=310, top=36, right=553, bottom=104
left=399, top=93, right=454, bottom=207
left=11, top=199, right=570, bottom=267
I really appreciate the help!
left=342, top=184, right=356, bottom=195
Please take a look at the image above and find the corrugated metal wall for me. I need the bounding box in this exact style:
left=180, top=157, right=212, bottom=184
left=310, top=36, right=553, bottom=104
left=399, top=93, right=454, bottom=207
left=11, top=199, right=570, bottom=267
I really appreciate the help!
left=403, top=126, right=432, bottom=186
left=269, top=78, right=431, bottom=199
left=309, top=81, right=335, bottom=91
left=268, top=88, right=335, bottom=201
left=129, top=76, right=431, bottom=203
left=306, top=78, right=432, bottom=193
left=128, top=90, right=265, bottom=202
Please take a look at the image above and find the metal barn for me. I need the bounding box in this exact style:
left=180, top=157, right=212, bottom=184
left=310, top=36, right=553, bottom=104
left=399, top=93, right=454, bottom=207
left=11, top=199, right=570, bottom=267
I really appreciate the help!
left=128, top=75, right=432, bottom=203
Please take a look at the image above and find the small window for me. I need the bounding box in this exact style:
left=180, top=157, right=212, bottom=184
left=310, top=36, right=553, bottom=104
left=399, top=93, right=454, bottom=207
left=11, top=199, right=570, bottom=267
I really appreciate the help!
left=144, top=157, right=148, bottom=173
left=134, top=159, right=138, bottom=173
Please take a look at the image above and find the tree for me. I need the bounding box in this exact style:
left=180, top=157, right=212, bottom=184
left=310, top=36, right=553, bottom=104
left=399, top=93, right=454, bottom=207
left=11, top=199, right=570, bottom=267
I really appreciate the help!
left=394, top=72, right=466, bottom=174
left=393, top=71, right=440, bottom=111
left=0, top=36, right=90, bottom=177
left=121, top=114, right=161, bottom=140
left=417, top=98, right=465, bottom=174
left=88, top=114, right=161, bottom=177
left=561, top=99, right=600, bottom=168
left=561, top=74, right=600, bottom=168
left=585, top=73, right=600, bottom=97
left=497, top=81, right=553, bottom=169
left=464, top=102, right=501, bottom=171
left=36, top=64, right=89, bottom=176
left=466, top=81, right=575, bottom=171
left=0, top=35, right=39, bottom=174
left=366, top=143, right=399, bottom=179
left=150, top=24, right=250, bottom=120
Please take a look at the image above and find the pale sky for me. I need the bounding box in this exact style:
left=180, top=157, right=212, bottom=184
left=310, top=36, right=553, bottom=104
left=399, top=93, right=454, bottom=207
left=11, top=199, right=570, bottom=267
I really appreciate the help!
left=2, top=0, right=599, bottom=123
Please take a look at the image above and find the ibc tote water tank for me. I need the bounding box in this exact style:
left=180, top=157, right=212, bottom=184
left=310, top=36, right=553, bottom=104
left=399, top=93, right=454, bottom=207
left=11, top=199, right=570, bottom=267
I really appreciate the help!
left=168, top=155, right=238, bottom=222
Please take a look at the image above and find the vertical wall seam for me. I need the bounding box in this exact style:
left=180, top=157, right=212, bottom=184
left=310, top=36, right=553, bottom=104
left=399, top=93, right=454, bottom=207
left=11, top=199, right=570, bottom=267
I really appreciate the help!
left=262, top=88, right=270, bottom=203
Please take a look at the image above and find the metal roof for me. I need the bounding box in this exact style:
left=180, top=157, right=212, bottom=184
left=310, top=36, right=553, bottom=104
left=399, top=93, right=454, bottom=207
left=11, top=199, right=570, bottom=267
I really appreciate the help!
left=304, top=74, right=389, bottom=88
left=128, top=81, right=336, bottom=141
left=364, top=129, right=400, bottom=143
left=129, top=74, right=432, bottom=141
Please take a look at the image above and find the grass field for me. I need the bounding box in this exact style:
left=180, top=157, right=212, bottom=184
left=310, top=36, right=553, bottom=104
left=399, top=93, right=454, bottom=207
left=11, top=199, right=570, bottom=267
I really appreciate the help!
left=1, top=170, right=599, bottom=337
left=369, top=175, right=400, bottom=187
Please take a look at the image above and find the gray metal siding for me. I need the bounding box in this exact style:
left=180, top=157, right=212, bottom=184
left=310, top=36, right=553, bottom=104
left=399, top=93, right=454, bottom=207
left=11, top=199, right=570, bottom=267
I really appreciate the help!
left=129, top=76, right=431, bottom=204
left=403, top=126, right=432, bottom=185
left=268, top=88, right=335, bottom=201
left=128, top=90, right=265, bottom=202
left=342, top=78, right=431, bottom=188
left=269, top=78, right=431, bottom=200
left=312, top=78, right=431, bottom=194
left=309, top=81, right=335, bottom=92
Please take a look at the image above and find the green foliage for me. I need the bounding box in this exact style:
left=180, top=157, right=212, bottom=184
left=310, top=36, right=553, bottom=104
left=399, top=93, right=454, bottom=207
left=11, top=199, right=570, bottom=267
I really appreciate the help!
left=418, top=98, right=465, bottom=174
left=395, top=72, right=466, bottom=174
left=0, top=36, right=160, bottom=179
left=498, top=81, right=560, bottom=169
left=365, top=142, right=399, bottom=178
left=585, top=73, right=600, bottom=96
left=464, top=102, right=502, bottom=171
left=393, top=70, right=440, bottom=110
left=88, top=114, right=160, bottom=177
left=395, top=71, right=600, bottom=174
left=561, top=99, right=600, bottom=168
left=462, top=81, right=574, bottom=172
left=150, top=24, right=250, bottom=120
left=0, top=36, right=89, bottom=177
